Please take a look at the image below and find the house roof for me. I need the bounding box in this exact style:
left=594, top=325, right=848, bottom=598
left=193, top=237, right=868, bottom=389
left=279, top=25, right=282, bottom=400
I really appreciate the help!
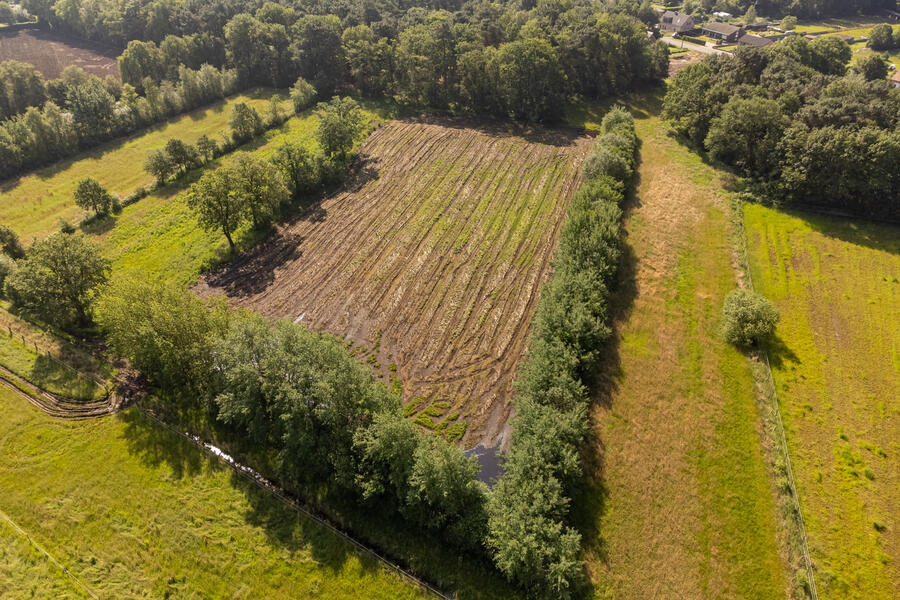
left=661, top=11, right=693, bottom=27
left=738, top=34, right=774, bottom=46
left=702, top=22, right=742, bottom=36
left=891, top=70, right=900, bottom=83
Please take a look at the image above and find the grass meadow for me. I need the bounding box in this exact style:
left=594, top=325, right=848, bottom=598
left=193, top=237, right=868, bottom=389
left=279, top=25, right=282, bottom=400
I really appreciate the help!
left=745, top=204, right=900, bottom=600
left=578, top=96, right=788, bottom=600
left=0, top=384, right=430, bottom=599
left=0, top=89, right=283, bottom=241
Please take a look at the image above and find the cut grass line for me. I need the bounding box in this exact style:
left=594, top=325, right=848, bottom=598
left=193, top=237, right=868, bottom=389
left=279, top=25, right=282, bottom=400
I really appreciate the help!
left=0, top=508, right=98, bottom=600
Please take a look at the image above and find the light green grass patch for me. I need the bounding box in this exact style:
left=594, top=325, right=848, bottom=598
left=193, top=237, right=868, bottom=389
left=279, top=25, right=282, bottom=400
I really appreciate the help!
left=745, top=203, right=900, bottom=600
left=0, top=385, right=430, bottom=599
left=0, top=89, right=284, bottom=240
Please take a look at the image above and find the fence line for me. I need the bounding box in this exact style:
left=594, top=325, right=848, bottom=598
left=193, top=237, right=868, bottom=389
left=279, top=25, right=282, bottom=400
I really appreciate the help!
left=735, top=200, right=819, bottom=600
left=132, top=403, right=454, bottom=600
left=0, top=508, right=100, bottom=599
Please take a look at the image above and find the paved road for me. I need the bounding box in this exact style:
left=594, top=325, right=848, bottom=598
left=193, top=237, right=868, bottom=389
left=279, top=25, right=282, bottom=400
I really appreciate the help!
left=662, top=36, right=728, bottom=55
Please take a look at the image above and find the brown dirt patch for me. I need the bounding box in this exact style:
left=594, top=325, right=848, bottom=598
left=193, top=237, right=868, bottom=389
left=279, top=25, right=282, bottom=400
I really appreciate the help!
left=197, top=118, right=590, bottom=447
left=0, top=29, right=119, bottom=79
left=669, top=50, right=706, bottom=76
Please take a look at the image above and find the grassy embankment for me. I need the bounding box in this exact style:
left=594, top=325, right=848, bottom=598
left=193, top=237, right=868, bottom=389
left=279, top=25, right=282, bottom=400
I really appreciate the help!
left=745, top=204, right=900, bottom=600
left=0, top=384, right=430, bottom=599
left=568, top=96, right=789, bottom=600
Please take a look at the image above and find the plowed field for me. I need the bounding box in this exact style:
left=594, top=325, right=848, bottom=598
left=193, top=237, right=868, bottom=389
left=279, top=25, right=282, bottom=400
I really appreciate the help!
left=198, top=118, right=590, bottom=446
left=0, top=30, right=118, bottom=80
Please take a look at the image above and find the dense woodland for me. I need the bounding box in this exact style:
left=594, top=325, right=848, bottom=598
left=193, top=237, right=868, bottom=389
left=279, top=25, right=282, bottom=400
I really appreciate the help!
left=664, top=37, right=900, bottom=220
left=0, top=0, right=667, bottom=180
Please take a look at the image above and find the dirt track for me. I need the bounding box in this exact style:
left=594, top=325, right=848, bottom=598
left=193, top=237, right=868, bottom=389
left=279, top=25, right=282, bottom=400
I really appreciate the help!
left=197, top=118, right=590, bottom=446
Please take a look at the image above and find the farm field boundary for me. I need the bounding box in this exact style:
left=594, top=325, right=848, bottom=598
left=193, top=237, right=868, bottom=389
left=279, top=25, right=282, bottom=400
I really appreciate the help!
left=198, top=117, right=591, bottom=446
left=134, top=403, right=453, bottom=600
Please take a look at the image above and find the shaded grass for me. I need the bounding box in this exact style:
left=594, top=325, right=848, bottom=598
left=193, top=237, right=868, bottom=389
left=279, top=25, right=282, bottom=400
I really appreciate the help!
left=0, top=89, right=285, bottom=241
left=744, top=204, right=900, bottom=600
left=0, top=385, right=431, bottom=599
left=581, top=102, right=787, bottom=599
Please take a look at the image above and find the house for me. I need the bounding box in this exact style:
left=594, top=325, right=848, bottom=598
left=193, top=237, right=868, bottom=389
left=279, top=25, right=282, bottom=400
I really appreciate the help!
left=738, top=33, right=775, bottom=47
left=660, top=11, right=695, bottom=33
left=701, top=22, right=744, bottom=42
left=891, top=70, right=900, bottom=89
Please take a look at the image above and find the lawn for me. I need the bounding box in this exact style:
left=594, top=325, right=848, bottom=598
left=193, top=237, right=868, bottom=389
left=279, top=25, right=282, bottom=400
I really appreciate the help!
left=745, top=204, right=900, bottom=600
left=579, top=95, right=789, bottom=600
left=0, top=89, right=285, bottom=241
left=0, top=384, right=431, bottom=599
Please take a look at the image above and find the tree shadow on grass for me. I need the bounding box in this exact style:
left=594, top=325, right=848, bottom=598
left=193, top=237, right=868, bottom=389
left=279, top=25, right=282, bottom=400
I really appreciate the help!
left=766, top=333, right=800, bottom=370
left=117, top=408, right=207, bottom=480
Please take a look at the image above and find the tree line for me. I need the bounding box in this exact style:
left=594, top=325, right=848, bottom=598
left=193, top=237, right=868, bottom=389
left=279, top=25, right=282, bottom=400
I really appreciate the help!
left=487, top=108, right=637, bottom=598
left=680, top=0, right=894, bottom=18
left=0, top=60, right=238, bottom=180
left=664, top=37, right=900, bottom=221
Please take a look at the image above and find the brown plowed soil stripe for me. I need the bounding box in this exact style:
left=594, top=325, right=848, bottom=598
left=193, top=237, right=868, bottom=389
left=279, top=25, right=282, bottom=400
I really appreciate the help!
left=197, top=118, right=590, bottom=446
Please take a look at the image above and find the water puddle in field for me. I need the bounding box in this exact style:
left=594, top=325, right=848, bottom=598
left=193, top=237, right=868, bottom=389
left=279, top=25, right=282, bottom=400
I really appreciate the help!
left=465, top=444, right=504, bottom=487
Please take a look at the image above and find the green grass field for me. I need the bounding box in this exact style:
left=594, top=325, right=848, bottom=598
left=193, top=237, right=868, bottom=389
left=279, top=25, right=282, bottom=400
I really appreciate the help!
left=578, top=96, right=788, bottom=600
left=0, top=89, right=283, bottom=241
left=0, top=514, right=89, bottom=599
left=745, top=204, right=900, bottom=600
left=0, top=384, right=430, bottom=599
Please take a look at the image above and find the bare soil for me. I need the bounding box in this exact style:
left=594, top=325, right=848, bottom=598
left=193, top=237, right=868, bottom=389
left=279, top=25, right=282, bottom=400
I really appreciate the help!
left=0, top=29, right=119, bottom=79
left=197, top=118, right=590, bottom=447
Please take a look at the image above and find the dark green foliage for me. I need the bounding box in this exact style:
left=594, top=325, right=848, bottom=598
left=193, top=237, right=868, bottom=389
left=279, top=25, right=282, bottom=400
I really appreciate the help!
left=488, top=108, right=636, bottom=598
left=0, top=224, right=25, bottom=259
left=186, top=167, right=245, bottom=250
left=867, top=23, right=894, bottom=51
left=230, top=152, right=289, bottom=229
left=722, top=288, right=780, bottom=347
left=273, top=142, right=323, bottom=200
left=96, top=278, right=229, bottom=396
left=0, top=254, right=15, bottom=295
left=663, top=37, right=900, bottom=219
left=289, top=77, right=317, bottom=113
left=316, top=96, right=365, bottom=158
left=196, top=134, right=218, bottom=162
left=0, top=60, right=45, bottom=120
left=164, top=138, right=200, bottom=173
left=73, top=177, right=115, bottom=216
left=4, top=233, right=108, bottom=329
left=229, top=101, right=263, bottom=144
left=144, top=149, right=175, bottom=184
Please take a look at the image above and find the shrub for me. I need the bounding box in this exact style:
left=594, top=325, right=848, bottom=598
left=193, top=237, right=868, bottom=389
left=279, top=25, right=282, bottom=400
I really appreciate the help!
left=582, top=147, right=631, bottom=182
left=290, top=77, right=317, bottom=113
left=0, top=254, right=15, bottom=294
left=0, top=225, right=25, bottom=259
left=722, top=288, right=779, bottom=346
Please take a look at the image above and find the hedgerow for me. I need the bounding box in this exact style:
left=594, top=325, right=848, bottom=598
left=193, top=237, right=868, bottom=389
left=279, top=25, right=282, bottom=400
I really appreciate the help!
left=487, top=107, right=637, bottom=599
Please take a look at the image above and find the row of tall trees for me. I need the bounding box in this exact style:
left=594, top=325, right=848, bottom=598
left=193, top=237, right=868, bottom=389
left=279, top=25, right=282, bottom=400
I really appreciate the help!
left=680, top=0, right=895, bottom=18
left=487, top=108, right=637, bottom=598
left=663, top=36, right=900, bottom=220
left=0, top=62, right=238, bottom=180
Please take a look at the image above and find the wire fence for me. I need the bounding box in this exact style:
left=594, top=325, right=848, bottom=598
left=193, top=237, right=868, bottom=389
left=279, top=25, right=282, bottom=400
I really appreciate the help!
left=0, top=508, right=99, bottom=599
left=734, top=198, right=819, bottom=600
left=132, top=403, right=455, bottom=600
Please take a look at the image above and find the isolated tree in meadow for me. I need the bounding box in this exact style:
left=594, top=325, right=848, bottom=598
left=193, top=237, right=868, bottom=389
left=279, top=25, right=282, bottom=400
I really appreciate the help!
left=231, top=153, right=289, bottom=229
left=4, top=233, right=109, bottom=328
left=186, top=167, right=245, bottom=250
left=316, top=96, right=364, bottom=158
left=164, top=138, right=199, bottom=173
left=229, top=101, right=263, bottom=143
left=290, top=77, right=317, bottom=113
left=196, top=134, right=218, bottom=162
left=722, top=288, right=779, bottom=347
left=74, top=177, right=115, bottom=216
left=868, top=23, right=894, bottom=51
left=144, top=149, right=175, bottom=184
left=0, top=224, right=25, bottom=259
left=780, top=16, right=797, bottom=30
left=273, top=142, right=321, bottom=199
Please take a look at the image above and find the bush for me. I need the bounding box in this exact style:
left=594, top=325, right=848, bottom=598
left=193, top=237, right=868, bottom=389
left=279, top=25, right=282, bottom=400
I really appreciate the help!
left=0, top=254, right=15, bottom=294
left=290, top=77, right=317, bottom=113
left=0, top=225, right=25, bottom=259
left=582, top=147, right=632, bottom=184
left=722, top=288, right=779, bottom=347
